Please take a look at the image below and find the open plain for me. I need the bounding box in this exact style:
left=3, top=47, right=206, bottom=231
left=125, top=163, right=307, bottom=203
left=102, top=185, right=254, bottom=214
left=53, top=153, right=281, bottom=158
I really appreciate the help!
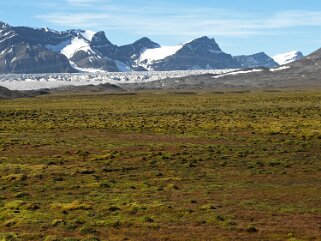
left=0, top=90, right=321, bottom=241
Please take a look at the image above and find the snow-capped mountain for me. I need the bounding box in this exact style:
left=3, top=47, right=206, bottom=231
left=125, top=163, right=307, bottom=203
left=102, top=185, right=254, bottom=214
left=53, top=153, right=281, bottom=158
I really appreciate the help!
left=46, top=30, right=126, bottom=72
left=137, top=37, right=241, bottom=71
left=0, top=22, right=75, bottom=73
left=0, top=21, right=280, bottom=74
left=273, top=51, right=304, bottom=65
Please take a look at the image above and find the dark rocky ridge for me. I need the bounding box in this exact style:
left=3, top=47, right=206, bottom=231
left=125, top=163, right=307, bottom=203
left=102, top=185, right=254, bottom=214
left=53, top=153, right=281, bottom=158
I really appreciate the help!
left=44, top=83, right=125, bottom=93
left=0, top=86, right=48, bottom=99
left=234, top=52, right=278, bottom=68
left=0, top=83, right=124, bottom=99
left=0, top=22, right=76, bottom=73
left=147, top=37, right=240, bottom=71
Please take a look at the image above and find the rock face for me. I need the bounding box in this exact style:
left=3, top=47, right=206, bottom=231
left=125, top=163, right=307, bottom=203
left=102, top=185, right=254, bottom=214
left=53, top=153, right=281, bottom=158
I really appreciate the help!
left=273, top=51, right=304, bottom=65
left=234, top=52, right=279, bottom=68
left=0, top=22, right=75, bottom=73
left=0, top=21, right=280, bottom=73
left=139, top=37, right=240, bottom=71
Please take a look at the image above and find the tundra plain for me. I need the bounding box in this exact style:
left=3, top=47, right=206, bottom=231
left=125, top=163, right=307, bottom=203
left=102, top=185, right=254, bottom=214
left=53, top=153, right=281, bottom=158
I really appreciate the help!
left=0, top=90, right=320, bottom=241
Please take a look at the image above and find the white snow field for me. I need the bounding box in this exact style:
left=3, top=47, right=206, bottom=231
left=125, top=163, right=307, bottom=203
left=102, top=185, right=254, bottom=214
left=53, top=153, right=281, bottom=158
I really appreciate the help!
left=46, top=30, right=96, bottom=59
left=0, top=69, right=236, bottom=90
left=273, top=51, right=303, bottom=65
left=139, top=45, right=183, bottom=64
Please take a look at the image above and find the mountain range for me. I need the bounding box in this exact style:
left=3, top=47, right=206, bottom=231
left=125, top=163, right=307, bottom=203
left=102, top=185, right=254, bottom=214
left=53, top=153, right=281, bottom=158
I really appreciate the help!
left=122, top=47, right=319, bottom=90
left=0, top=21, right=289, bottom=74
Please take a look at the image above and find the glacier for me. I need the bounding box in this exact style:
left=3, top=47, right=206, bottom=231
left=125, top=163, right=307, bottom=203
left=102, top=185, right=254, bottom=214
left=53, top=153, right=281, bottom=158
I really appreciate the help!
left=0, top=69, right=236, bottom=90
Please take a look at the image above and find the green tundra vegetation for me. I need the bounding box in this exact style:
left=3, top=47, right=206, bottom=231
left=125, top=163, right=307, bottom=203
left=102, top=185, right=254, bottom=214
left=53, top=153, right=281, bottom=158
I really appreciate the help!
left=0, top=90, right=320, bottom=241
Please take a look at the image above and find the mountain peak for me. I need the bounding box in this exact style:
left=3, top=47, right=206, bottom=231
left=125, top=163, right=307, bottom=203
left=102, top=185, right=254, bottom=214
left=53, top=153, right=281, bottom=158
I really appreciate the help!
left=251, top=52, right=270, bottom=57
left=135, top=37, right=152, bottom=43
left=91, top=31, right=113, bottom=45
left=188, top=36, right=216, bottom=44
left=255, top=51, right=266, bottom=55
left=273, top=51, right=304, bottom=65
left=181, top=36, right=222, bottom=53
left=0, top=21, right=9, bottom=29
left=195, top=36, right=210, bottom=40
left=89, top=31, right=117, bottom=58
left=133, top=37, right=160, bottom=49
left=234, top=52, right=279, bottom=68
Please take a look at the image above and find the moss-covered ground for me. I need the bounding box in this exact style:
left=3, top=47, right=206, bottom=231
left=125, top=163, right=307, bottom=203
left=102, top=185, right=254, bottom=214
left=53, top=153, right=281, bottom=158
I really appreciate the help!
left=0, top=90, right=320, bottom=240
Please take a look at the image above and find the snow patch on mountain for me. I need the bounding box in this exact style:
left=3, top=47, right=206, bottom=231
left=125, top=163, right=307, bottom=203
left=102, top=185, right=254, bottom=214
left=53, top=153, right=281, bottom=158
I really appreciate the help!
left=45, top=30, right=97, bottom=59
left=61, top=37, right=93, bottom=58
left=139, top=45, right=183, bottom=63
left=270, top=66, right=290, bottom=72
left=0, top=49, right=7, bottom=56
left=42, top=27, right=61, bottom=33
left=46, top=40, right=72, bottom=53
left=213, top=69, right=263, bottom=79
left=80, top=30, right=96, bottom=42
left=273, top=51, right=304, bottom=65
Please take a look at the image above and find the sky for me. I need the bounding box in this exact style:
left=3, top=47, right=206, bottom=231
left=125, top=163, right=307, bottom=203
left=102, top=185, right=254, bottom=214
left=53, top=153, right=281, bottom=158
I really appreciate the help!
left=1, top=0, right=321, bottom=56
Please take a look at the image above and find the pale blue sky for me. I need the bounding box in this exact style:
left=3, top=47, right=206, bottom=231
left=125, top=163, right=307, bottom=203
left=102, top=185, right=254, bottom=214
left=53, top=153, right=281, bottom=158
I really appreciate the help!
left=2, top=0, right=321, bottom=56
